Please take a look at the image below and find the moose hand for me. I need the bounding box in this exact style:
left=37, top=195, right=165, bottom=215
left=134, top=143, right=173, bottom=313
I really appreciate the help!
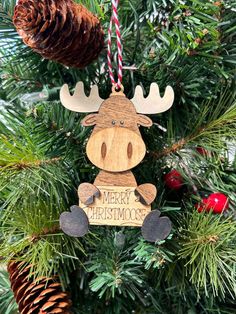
left=141, top=210, right=172, bottom=243
left=78, top=183, right=100, bottom=205
left=60, top=205, right=89, bottom=238
left=135, top=183, right=157, bottom=206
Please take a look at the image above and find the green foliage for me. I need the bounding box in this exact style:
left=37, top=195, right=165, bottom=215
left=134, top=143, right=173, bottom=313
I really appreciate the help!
left=87, top=230, right=145, bottom=300
left=179, top=210, right=236, bottom=298
left=186, top=92, right=236, bottom=150
left=0, top=0, right=236, bottom=313
left=0, top=201, right=87, bottom=282
left=0, top=108, right=89, bottom=282
left=78, top=228, right=174, bottom=313
left=76, top=0, right=105, bottom=16
left=0, top=270, right=18, bottom=314
left=0, top=111, right=73, bottom=211
left=133, top=238, right=174, bottom=270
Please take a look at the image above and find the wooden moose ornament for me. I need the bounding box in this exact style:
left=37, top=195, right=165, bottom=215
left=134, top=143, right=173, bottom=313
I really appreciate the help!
left=60, top=82, right=174, bottom=242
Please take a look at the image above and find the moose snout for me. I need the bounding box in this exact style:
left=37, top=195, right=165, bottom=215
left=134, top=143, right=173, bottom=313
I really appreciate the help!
left=86, top=127, right=146, bottom=172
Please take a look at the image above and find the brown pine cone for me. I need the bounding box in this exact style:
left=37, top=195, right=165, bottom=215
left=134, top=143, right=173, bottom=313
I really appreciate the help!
left=13, top=0, right=105, bottom=68
left=8, top=261, right=73, bottom=314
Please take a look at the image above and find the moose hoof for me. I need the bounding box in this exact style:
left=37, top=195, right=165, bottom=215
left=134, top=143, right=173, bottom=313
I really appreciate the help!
left=135, top=184, right=157, bottom=205
left=60, top=205, right=89, bottom=238
left=78, top=183, right=100, bottom=205
left=141, top=210, right=172, bottom=243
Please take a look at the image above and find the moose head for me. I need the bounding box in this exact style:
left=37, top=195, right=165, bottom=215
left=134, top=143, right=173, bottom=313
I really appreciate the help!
left=60, top=82, right=174, bottom=173
left=60, top=82, right=175, bottom=241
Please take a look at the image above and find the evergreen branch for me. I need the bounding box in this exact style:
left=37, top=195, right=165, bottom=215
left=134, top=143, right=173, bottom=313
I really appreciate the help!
left=150, top=138, right=187, bottom=159
left=179, top=210, right=236, bottom=298
left=0, top=110, right=78, bottom=212
left=86, top=229, right=173, bottom=305
left=0, top=270, right=18, bottom=314
left=0, top=0, right=17, bottom=17
left=133, top=239, right=174, bottom=270
left=87, top=229, right=146, bottom=300
left=0, top=0, right=236, bottom=312
left=0, top=163, right=73, bottom=213
left=150, top=94, right=236, bottom=158
left=30, top=225, right=60, bottom=243
left=0, top=201, right=87, bottom=283
left=0, top=157, right=61, bottom=170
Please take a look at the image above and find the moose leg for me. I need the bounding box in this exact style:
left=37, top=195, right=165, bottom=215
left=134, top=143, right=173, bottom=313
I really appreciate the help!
left=60, top=205, right=89, bottom=238
left=135, top=183, right=157, bottom=206
left=141, top=210, right=172, bottom=243
left=78, top=182, right=100, bottom=205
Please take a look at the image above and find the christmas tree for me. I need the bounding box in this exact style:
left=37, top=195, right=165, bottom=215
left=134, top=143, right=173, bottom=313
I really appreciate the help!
left=0, top=0, right=236, bottom=313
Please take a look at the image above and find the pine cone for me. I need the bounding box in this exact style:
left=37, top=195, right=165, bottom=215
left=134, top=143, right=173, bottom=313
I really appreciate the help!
left=8, top=261, right=73, bottom=314
left=13, top=0, right=105, bottom=68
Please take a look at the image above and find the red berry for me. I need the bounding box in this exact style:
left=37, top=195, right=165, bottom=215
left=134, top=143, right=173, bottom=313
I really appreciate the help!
left=164, top=169, right=183, bottom=190
left=196, top=193, right=229, bottom=214
left=196, top=147, right=209, bottom=156
left=206, top=193, right=229, bottom=214
left=195, top=199, right=207, bottom=213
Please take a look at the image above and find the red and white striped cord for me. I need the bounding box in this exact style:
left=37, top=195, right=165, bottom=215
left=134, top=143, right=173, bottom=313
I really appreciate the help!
left=107, top=0, right=123, bottom=90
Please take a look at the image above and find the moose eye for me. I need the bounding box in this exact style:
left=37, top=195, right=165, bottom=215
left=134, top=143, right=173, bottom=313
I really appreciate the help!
left=112, top=120, right=116, bottom=125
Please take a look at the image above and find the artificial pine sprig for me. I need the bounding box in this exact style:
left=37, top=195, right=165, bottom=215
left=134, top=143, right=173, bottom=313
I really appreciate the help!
left=0, top=201, right=87, bottom=283
left=0, top=137, right=71, bottom=213
left=0, top=270, right=18, bottom=314
left=0, top=109, right=89, bottom=284
left=133, top=238, right=174, bottom=270
left=86, top=228, right=174, bottom=306
left=151, top=92, right=236, bottom=159
left=179, top=209, right=236, bottom=298
left=0, top=0, right=236, bottom=313
left=87, top=229, right=145, bottom=300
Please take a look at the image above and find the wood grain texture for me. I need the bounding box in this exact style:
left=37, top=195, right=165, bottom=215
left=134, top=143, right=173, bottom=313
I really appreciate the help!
left=94, top=170, right=137, bottom=187
left=59, top=83, right=173, bottom=231
left=135, top=183, right=157, bottom=205
left=80, top=186, right=151, bottom=227
left=78, top=183, right=100, bottom=205
left=86, top=127, right=146, bottom=172
left=89, top=95, right=152, bottom=136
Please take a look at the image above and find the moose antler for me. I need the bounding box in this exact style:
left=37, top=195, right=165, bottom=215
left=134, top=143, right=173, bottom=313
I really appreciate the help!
left=60, top=82, right=174, bottom=114
left=131, top=83, right=174, bottom=114
left=60, top=82, right=104, bottom=113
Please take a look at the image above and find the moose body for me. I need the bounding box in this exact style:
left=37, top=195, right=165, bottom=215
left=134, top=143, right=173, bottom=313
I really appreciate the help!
left=60, top=83, right=174, bottom=242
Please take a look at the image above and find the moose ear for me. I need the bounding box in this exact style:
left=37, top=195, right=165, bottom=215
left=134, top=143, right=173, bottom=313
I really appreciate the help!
left=81, top=114, right=98, bottom=127
left=137, top=114, right=153, bottom=127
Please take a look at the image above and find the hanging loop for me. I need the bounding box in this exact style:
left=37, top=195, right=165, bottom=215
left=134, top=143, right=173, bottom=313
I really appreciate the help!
left=111, top=84, right=125, bottom=96
left=107, top=0, right=123, bottom=90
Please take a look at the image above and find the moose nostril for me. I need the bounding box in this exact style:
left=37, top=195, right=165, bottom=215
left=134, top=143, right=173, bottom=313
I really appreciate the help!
left=127, top=142, right=133, bottom=159
left=101, top=142, right=107, bottom=159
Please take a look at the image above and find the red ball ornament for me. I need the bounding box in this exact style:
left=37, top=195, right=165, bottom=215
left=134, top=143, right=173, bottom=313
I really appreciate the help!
left=164, top=169, right=183, bottom=190
left=196, top=192, right=229, bottom=214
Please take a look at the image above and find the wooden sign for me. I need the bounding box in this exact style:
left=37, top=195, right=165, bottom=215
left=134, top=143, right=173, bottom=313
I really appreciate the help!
left=60, top=83, right=175, bottom=242
left=80, top=186, right=151, bottom=226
